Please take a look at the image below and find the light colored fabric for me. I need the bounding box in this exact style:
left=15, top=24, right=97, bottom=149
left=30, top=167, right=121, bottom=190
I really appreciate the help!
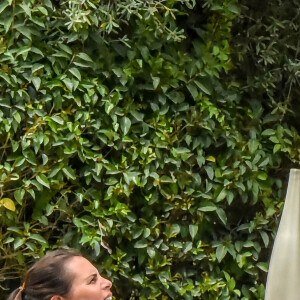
left=265, top=168, right=300, bottom=300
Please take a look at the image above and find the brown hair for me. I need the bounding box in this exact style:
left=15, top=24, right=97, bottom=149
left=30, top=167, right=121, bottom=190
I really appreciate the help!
left=7, top=249, right=82, bottom=300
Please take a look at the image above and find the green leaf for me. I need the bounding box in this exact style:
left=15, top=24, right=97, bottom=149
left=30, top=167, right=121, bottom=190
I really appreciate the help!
left=152, top=76, right=160, bottom=89
left=14, top=237, right=26, bottom=250
left=94, top=241, right=100, bottom=256
left=73, top=61, right=91, bottom=68
left=4, top=237, right=14, bottom=244
left=216, top=245, right=227, bottom=262
left=195, top=80, right=212, bottom=95
left=187, top=83, right=198, bottom=100
left=51, top=115, right=64, bottom=125
left=37, top=6, right=48, bottom=15
left=32, top=63, right=44, bottom=74
left=189, top=224, right=198, bottom=239
left=262, top=129, right=275, bottom=136
left=130, top=110, right=144, bottom=121
left=15, top=25, right=32, bottom=39
left=228, top=3, right=240, bottom=14
left=42, top=154, right=48, bottom=165
left=62, top=78, right=73, bottom=91
left=160, top=175, right=174, bottom=183
left=216, top=188, right=227, bottom=202
left=174, top=147, right=190, bottom=154
left=31, top=47, right=45, bottom=57
left=257, top=262, right=268, bottom=272
left=13, top=112, right=21, bottom=123
left=14, top=156, right=25, bottom=167
left=62, top=166, right=76, bottom=180
left=77, top=52, right=93, bottom=62
left=134, top=239, right=148, bottom=248
left=206, top=156, right=216, bottom=162
left=29, top=234, right=48, bottom=244
left=14, top=189, right=25, bottom=205
left=205, top=166, right=214, bottom=180
left=36, top=174, right=50, bottom=189
left=120, top=116, right=131, bottom=135
left=0, top=73, right=11, bottom=84
left=168, top=224, right=180, bottom=237
left=3, top=14, right=13, bottom=32
left=32, top=77, right=41, bottom=90
left=16, top=46, right=31, bottom=57
left=273, top=144, right=281, bottom=153
left=19, top=3, right=31, bottom=17
left=147, top=247, right=155, bottom=258
left=132, top=274, right=144, bottom=284
left=216, top=208, right=227, bottom=225
left=0, top=1, right=10, bottom=14
left=167, top=91, right=185, bottom=104
left=59, top=44, right=73, bottom=55
left=257, top=172, right=268, bottom=180
left=199, top=202, right=216, bottom=212
left=259, top=231, right=269, bottom=247
left=49, top=164, right=63, bottom=178
left=69, top=67, right=81, bottom=80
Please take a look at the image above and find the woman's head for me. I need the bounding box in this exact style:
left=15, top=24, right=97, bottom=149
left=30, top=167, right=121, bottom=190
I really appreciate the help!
left=8, top=249, right=112, bottom=300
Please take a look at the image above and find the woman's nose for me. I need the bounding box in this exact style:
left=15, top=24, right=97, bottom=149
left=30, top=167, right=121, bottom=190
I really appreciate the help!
left=100, top=276, right=112, bottom=289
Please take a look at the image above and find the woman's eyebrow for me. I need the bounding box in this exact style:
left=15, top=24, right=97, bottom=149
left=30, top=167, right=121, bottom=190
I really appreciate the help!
left=85, top=273, right=97, bottom=280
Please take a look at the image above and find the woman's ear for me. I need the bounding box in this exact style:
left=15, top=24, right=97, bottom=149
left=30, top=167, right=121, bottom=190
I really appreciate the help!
left=51, top=296, right=66, bottom=300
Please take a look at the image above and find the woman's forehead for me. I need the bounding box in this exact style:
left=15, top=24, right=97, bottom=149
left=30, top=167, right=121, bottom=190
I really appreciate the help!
left=65, top=256, right=98, bottom=278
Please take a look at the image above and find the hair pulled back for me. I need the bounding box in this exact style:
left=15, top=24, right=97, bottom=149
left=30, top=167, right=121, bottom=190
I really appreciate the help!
left=7, top=249, right=82, bottom=300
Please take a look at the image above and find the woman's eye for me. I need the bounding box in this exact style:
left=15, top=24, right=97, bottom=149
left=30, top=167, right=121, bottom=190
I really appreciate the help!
left=89, top=277, right=97, bottom=284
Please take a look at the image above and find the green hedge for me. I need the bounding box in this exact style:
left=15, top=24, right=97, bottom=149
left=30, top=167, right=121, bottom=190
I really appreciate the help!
left=0, top=0, right=299, bottom=299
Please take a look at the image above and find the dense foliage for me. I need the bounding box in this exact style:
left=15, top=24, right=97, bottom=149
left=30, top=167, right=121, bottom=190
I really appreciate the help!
left=0, top=0, right=299, bottom=299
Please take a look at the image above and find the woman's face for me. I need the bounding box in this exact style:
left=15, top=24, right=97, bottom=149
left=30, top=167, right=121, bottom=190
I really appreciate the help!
left=64, top=256, right=112, bottom=300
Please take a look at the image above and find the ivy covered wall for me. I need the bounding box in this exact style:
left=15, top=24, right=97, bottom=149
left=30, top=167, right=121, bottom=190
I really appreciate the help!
left=0, top=0, right=299, bottom=299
